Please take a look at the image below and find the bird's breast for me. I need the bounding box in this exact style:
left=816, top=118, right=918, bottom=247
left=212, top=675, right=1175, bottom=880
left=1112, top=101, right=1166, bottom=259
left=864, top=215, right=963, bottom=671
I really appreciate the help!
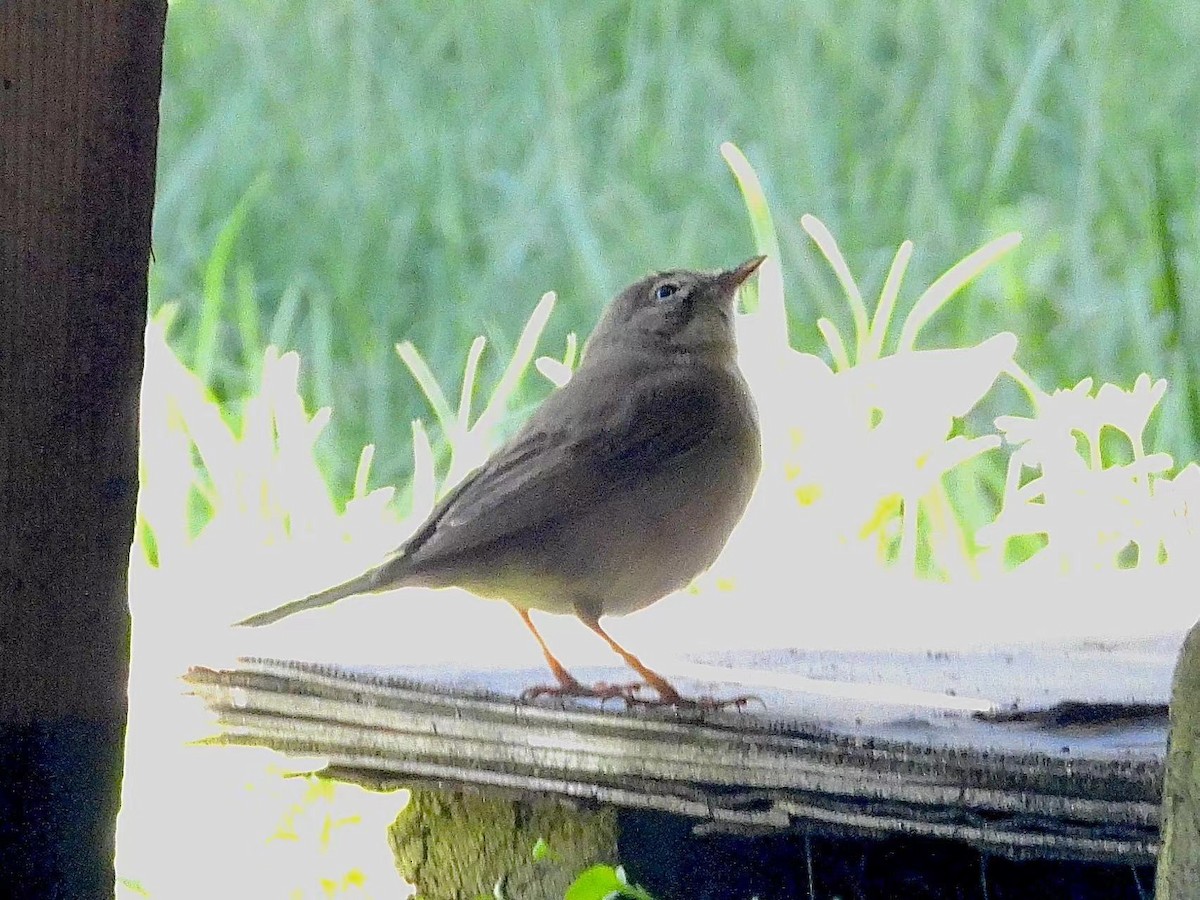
left=559, top=367, right=761, bottom=617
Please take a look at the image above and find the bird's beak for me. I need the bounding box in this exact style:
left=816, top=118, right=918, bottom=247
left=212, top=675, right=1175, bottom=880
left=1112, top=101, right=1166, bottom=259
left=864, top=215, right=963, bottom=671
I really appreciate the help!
left=720, top=255, right=768, bottom=290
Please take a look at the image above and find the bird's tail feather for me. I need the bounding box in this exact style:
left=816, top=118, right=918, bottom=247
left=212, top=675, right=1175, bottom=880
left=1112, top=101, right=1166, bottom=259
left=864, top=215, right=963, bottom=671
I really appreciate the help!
left=234, top=570, right=385, bottom=627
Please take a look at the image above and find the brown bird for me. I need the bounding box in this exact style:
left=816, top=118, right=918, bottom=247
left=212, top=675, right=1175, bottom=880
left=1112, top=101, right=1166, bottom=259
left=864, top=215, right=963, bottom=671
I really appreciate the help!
left=237, top=256, right=765, bottom=707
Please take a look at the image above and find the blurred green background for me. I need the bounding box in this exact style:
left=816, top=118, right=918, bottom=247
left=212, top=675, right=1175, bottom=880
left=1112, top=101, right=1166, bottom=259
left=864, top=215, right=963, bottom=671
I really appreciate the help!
left=151, top=0, right=1200, bottom=504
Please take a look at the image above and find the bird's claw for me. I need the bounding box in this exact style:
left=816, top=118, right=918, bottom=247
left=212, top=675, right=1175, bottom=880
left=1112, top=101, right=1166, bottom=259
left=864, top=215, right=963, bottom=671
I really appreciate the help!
left=520, top=681, right=644, bottom=704
left=519, top=680, right=765, bottom=712
left=623, top=691, right=766, bottom=712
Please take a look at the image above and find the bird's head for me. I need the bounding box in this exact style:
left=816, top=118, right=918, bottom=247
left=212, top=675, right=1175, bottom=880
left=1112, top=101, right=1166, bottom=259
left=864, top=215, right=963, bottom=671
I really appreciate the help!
left=585, top=256, right=767, bottom=363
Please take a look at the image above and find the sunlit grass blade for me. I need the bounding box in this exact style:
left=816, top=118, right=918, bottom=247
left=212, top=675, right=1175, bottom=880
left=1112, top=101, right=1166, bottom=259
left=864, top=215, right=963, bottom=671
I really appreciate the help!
left=169, top=356, right=240, bottom=505
left=535, top=331, right=579, bottom=387
left=802, top=214, right=870, bottom=363
left=897, top=232, right=1022, bottom=353
left=562, top=332, right=578, bottom=369
left=866, top=240, right=913, bottom=361
left=817, top=317, right=852, bottom=372
left=395, top=340, right=457, bottom=439
left=721, top=141, right=788, bottom=345
left=352, top=444, right=376, bottom=501
left=409, top=419, right=436, bottom=515
left=474, top=290, right=556, bottom=437
left=535, top=356, right=573, bottom=387
left=1002, top=359, right=1046, bottom=410
left=458, top=336, right=487, bottom=430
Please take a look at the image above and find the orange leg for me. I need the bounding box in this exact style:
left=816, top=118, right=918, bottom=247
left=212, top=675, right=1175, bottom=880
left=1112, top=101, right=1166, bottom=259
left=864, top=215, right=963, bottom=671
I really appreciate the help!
left=579, top=615, right=684, bottom=704
left=581, top=615, right=762, bottom=711
left=515, top=608, right=639, bottom=702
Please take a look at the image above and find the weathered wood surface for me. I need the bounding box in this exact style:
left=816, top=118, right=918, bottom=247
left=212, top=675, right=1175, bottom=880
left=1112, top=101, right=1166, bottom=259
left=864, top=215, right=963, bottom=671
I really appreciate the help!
left=1156, top=619, right=1200, bottom=899
left=186, top=656, right=1164, bottom=865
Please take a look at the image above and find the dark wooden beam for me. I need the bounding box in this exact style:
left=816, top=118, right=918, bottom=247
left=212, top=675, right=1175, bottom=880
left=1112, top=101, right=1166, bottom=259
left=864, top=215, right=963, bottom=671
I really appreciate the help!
left=0, top=2, right=166, bottom=895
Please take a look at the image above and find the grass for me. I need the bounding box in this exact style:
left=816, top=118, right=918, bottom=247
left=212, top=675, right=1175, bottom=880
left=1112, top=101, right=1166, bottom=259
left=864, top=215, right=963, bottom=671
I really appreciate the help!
left=153, top=0, right=1200, bottom=504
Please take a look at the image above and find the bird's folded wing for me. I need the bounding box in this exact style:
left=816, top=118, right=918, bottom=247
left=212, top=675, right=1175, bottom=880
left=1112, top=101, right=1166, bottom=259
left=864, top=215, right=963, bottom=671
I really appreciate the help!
left=398, top=371, right=726, bottom=568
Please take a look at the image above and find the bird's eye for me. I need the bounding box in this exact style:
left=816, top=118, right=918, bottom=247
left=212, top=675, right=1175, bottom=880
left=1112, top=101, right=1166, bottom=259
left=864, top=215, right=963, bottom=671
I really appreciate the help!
left=654, top=282, right=679, bottom=301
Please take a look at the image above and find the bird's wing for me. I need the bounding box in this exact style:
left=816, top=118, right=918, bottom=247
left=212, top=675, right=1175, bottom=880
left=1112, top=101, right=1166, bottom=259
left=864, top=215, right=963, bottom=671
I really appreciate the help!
left=235, top=365, right=732, bottom=626
left=393, top=365, right=729, bottom=573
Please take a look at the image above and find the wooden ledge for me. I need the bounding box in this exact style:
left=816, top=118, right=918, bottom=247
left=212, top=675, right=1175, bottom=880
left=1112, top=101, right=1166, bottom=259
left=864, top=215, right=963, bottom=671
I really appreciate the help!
left=184, top=658, right=1162, bottom=865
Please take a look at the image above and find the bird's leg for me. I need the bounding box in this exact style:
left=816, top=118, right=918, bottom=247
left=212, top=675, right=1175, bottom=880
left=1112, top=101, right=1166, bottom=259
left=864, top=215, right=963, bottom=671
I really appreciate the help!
left=515, top=609, right=640, bottom=703
left=581, top=616, right=762, bottom=711
left=579, top=616, right=685, bottom=703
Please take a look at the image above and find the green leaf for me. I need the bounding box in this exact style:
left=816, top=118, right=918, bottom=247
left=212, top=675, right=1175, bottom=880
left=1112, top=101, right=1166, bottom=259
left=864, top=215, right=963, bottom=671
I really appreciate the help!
left=565, top=865, right=657, bottom=900
left=117, top=877, right=152, bottom=898
left=564, top=865, right=626, bottom=900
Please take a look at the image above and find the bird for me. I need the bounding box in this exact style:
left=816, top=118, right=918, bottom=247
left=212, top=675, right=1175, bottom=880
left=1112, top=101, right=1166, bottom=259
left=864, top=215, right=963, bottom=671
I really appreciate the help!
left=237, top=256, right=766, bottom=707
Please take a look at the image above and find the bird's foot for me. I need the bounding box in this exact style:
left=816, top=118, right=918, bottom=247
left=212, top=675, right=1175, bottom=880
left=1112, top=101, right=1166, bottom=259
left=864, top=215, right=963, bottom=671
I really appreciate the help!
left=520, top=680, right=644, bottom=705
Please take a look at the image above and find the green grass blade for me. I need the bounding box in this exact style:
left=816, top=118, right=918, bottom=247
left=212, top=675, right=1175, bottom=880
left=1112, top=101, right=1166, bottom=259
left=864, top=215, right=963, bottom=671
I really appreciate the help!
left=983, top=18, right=1069, bottom=198
left=195, top=174, right=269, bottom=385
left=1149, top=146, right=1200, bottom=451
left=267, top=281, right=304, bottom=350
left=308, top=290, right=336, bottom=414
left=234, top=264, right=261, bottom=378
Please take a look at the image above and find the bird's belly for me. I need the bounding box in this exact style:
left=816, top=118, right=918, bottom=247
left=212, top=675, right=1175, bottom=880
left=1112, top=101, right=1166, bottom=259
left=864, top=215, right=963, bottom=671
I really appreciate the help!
left=582, top=487, right=748, bottom=615
left=541, top=434, right=759, bottom=618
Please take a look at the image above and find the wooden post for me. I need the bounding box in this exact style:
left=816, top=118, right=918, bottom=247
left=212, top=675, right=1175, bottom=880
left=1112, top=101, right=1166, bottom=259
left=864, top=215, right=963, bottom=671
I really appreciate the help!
left=0, top=2, right=167, bottom=895
left=1157, top=619, right=1200, bottom=898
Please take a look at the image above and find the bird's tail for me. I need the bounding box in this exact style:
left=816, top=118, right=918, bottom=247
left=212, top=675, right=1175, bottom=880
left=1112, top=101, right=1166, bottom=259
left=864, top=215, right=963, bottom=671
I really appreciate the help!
left=234, top=569, right=386, bottom=627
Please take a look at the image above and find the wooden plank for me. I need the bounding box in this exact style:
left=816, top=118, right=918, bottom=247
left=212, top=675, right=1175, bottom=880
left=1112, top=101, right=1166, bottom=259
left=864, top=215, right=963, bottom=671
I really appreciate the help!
left=221, top=575, right=1184, bottom=761
left=185, top=658, right=1163, bottom=864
